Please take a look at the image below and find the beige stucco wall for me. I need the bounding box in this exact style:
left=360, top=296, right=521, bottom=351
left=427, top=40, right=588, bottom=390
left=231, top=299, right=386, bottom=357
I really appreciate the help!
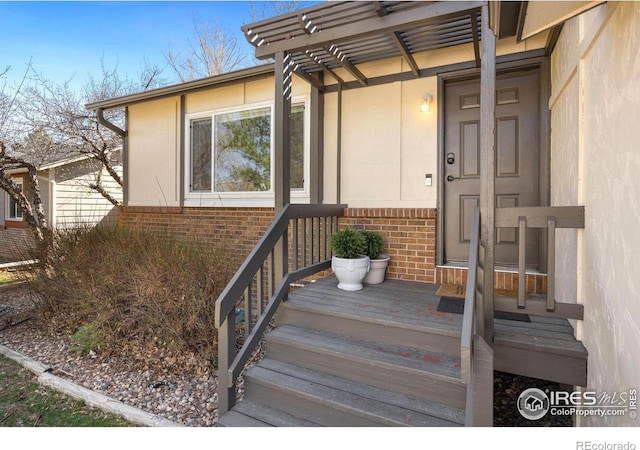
left=127, top=33, right=548, bottom=209
left=128, top=96, right=181, bottom=207
left=127, top=78, right=310, bottom=207
left=322, top=34, right=548, bottom=208
left=550, top=2, right=640, bottom=426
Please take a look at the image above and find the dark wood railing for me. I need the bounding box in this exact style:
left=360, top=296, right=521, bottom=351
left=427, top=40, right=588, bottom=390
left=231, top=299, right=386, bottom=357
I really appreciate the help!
left=214, top=203, right=345, bottom=415
left=494, top=206, right=585, bottom=320
left=462, top=205, right=586, bottom=425
left=461, top=207, right=493, bottom=426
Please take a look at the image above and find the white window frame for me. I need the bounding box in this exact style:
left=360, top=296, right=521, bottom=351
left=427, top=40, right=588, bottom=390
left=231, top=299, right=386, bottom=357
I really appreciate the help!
left=6, top=176, right=24, bottom=222
left=184, top=96, right=311, bottom=207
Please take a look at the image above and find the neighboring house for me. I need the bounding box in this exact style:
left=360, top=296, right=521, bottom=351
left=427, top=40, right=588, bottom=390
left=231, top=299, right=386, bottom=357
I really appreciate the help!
left=87, top=1, right=638, bottom=427
left=0, top=152, right=122, bottom=261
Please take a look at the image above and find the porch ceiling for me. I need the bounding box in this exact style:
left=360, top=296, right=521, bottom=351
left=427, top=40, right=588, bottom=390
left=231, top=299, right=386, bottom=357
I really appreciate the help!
left=243, top=1, right=490, bottom=84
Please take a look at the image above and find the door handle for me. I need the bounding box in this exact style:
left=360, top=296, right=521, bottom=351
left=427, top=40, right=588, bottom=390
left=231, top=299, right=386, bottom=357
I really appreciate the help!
left=446, top=175, right=456, bottom=182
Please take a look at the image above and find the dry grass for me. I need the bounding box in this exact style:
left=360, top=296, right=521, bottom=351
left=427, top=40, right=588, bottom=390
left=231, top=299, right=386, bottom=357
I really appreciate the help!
left=25, top=225, right=238, bottom=368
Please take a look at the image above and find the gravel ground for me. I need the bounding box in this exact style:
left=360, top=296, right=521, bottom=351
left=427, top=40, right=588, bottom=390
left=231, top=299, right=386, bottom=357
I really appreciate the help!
left=0, top=284, right=227, bottom=426
left=0, top=283, right=572, bottom=427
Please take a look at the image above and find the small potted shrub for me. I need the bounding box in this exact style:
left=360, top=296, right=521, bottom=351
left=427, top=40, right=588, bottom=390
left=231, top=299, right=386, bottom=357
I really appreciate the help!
left=330, top=227, right=370, bottom=291
left=360, top=230, right=390, bottom=284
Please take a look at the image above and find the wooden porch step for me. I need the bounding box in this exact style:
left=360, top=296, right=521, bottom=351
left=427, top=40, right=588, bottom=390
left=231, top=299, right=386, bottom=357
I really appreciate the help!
left=240, top=359, right=464, bottom=427
left=279, top=277, right=462, bottom=356
left=217, top=399, right=321, bottom=427
left=494, top=326, right=588, bottom=386
left=265, top=324, right=467, bottom=408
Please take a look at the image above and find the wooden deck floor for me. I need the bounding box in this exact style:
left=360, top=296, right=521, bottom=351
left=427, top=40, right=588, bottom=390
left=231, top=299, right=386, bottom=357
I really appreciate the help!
left=286, top=275, right=587, bottom=386
left=289, top=276, right=463, bottom=335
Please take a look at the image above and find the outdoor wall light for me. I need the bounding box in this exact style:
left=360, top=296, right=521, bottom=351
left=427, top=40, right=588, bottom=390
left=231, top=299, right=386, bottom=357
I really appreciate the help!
left=420, top=94, right=433, bottom=113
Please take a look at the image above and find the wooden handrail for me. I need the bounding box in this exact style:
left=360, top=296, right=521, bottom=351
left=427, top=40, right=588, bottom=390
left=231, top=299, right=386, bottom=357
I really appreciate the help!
left=214, top=205, right=291, bottom=328
left=461, top=207, right=480, bottom=385
left=462, top=207, right=494, bottom=426
left=214, top=203, right=346, bottom=415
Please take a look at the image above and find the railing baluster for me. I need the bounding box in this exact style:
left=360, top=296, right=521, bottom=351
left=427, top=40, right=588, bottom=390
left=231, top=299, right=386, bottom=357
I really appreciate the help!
left=546, top=216, right=556, bottom=312
left=518, top=216, right=527, bottom=309
left=294, top=218, right=299, bottom=270
left=302, top=218, right=307, bottom=266
left=315, top=216, right=320, bottom=264
left=269, top=250, right=275, bottom=298
left=244, top=282, right=252, bottom=337
left=323, top=217, right=328, bottom=260
left=310, top=217, right=315, bottom=264
left=257, top=265, right=264, bottom=317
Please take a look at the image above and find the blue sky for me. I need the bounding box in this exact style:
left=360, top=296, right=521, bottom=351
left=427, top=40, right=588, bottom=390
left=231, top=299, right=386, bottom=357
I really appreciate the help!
left=0, top=1, right=283, bottom=90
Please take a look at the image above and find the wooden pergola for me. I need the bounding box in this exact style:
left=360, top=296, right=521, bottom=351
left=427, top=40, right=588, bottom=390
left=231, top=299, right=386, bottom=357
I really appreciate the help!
left=244, top=0, right=502, bottom=341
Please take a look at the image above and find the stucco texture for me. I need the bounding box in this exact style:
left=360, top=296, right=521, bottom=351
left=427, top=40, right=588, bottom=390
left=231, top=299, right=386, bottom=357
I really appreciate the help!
left=550, top=2, right=640, bottom=426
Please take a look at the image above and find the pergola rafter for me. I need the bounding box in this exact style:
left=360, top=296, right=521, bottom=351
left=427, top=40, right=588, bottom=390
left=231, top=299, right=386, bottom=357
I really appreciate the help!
left=243, top=1, right=485, bottom=85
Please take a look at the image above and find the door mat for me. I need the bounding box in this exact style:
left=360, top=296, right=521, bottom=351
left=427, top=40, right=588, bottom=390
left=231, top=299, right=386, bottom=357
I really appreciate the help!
left=435, top=283, right=530, bottom=300
left=436, top=296, right=531, bottom=322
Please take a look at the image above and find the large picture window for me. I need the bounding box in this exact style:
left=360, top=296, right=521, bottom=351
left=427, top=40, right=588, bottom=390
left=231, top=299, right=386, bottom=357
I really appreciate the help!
left=214, top=106, right=272, bottom=192
left=187, top=100, right=307, bottom=204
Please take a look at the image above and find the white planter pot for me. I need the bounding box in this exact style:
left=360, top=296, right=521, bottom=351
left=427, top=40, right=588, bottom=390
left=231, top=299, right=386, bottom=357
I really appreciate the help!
left=331, top=255, right=370, bottom=291
left=363, top=255, right=390, bottom=285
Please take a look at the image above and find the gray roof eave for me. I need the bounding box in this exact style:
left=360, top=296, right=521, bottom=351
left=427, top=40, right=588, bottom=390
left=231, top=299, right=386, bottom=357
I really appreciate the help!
left=85, top=63, right=275, bottom=111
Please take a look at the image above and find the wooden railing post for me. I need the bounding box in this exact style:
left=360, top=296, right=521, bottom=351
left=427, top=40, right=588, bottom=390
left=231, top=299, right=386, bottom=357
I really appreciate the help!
left=217, top=310, right=236, bottom=415
left=517, top=216, right=527, bottom=308
left=479, top=3, right=496, bottom=343
left=546, top=216, right=556, bottom=312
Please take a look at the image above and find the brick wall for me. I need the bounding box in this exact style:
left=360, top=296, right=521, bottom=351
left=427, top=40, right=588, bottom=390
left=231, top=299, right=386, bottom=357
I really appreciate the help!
left=340, top=208, right=437, bottom=283
left=120, top=206, right=439, bottom=284
left=120, top=207, right=275, bottom=267
left=120, top=206, right=549, bottom=293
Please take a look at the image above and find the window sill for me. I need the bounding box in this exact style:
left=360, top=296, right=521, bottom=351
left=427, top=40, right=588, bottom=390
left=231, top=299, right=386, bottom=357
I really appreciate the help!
left=184, top=193, right=310, bottom=208
left=4, top=219, right=26, bottom=229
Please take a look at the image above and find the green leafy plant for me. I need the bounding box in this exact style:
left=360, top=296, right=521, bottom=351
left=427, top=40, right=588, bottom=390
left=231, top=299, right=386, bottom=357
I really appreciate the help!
left=330, top=227, right=366, bottom=259
left=360, top=230, right=384, bottom=259
left=70, top=322, right=102, bottom=355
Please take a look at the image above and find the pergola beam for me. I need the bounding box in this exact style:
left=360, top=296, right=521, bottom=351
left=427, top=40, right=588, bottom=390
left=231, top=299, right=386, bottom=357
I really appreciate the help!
left=294, top=68, right=326, bottom=92
left=302, top=52, right=344, bottom=84
left=470, top=12, right=481, bottom=68
left=373, top=1, right=386, bottom=18
left=371, top=0, right=420, bottom=77
left=324, top=46, right=368, bottom=86
left=391, top=31, right=421, bottom=77
left=254, top=1, right=485, bottom=59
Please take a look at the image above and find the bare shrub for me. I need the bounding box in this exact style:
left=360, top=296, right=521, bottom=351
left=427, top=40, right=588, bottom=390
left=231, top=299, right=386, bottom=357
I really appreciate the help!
left=28, top=225, right=237, bottom=367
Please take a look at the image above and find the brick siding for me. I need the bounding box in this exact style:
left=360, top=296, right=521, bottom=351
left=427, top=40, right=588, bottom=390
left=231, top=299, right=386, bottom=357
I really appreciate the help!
left=120, top=206, right=275, bottom=268
left=340, top=208, right=437, bottom=283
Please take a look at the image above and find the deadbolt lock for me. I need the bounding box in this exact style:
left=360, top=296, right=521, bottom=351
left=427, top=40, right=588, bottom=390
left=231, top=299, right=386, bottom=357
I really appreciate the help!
left=446, top=153, right=455, bottom=165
